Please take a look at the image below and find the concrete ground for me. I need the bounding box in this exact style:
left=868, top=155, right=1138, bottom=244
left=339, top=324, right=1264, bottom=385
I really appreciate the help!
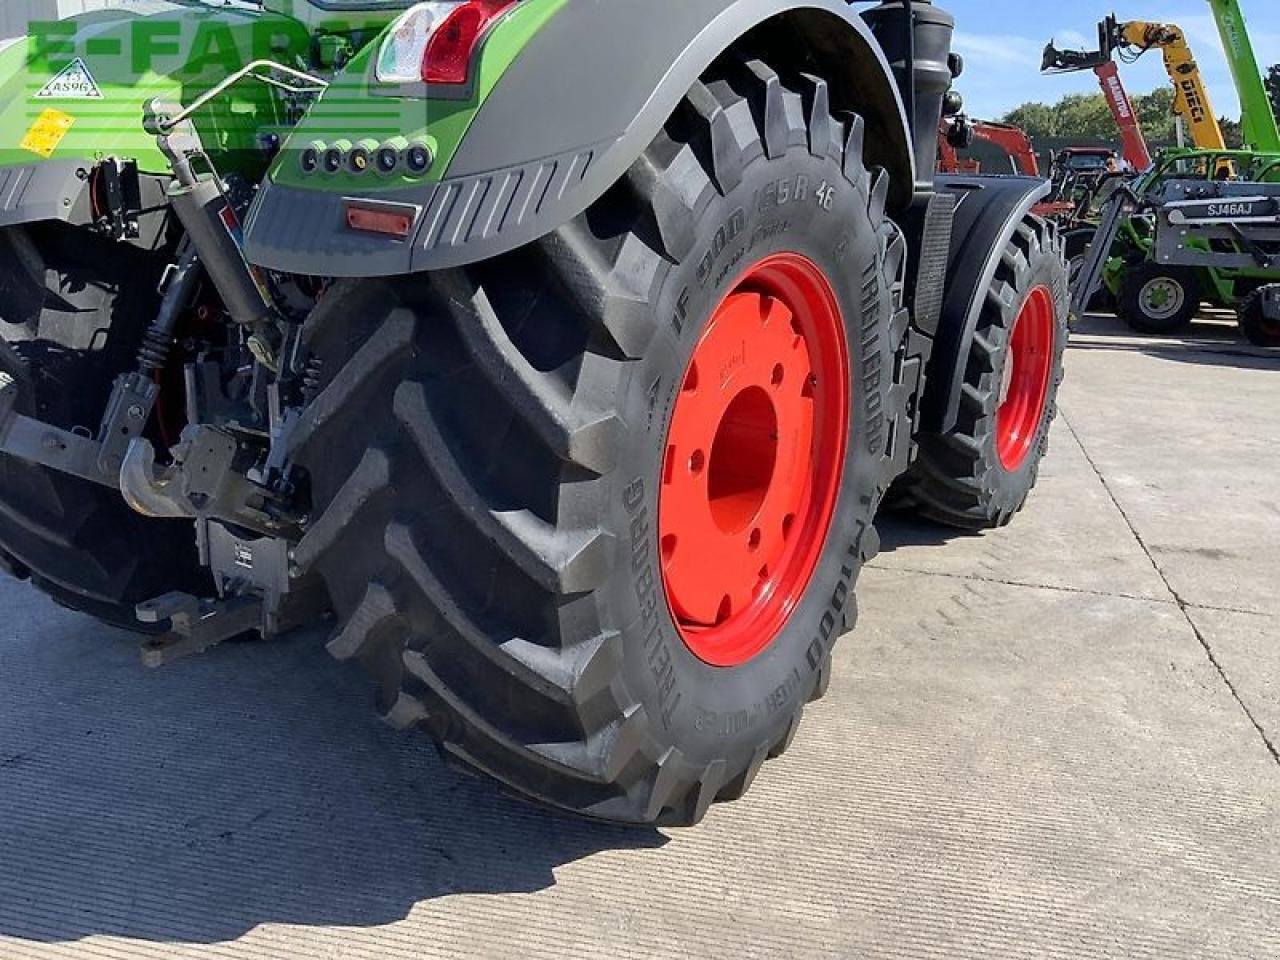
left=0, top=312, right=1277, bottom=959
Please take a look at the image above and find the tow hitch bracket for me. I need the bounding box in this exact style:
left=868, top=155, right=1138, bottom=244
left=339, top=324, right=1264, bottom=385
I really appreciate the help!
left=136, top=592, right=262, bottom=668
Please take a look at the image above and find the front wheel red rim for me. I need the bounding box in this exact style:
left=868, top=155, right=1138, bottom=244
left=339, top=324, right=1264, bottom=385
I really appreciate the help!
left=996, top=285, right=1056, bottom=472
left=658, top=254, right=849, bottom=668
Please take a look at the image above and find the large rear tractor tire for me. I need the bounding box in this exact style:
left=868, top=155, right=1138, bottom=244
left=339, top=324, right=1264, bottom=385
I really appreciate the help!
left=1118, top=262, right=1200, bottom=336
left=896, top=216, right=1068, bottom=530
left=289, top=61, right=912, bottom=824
left=0, top=223, right=208, bottom=630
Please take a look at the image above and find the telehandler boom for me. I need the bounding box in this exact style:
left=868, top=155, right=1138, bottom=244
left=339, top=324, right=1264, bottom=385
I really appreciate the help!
left=1092, top=60, right=1152, bottom=171
left=1044, top=15, right=1227, bottom=152
left=1046, top=3, right=1280, bottom=155
left=1207, top=0, right=1280, bottom=152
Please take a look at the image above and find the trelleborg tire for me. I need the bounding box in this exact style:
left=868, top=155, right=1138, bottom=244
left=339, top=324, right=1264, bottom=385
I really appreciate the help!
left=895, top=216, right=1068, bottom=530
left=0, top=223, right=208, bottom=630
left=288, top=60, right=911, bottom=825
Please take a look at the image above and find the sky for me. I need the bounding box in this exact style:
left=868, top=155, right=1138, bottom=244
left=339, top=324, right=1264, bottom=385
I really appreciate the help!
left=947, top=0, right=1280, bottom=120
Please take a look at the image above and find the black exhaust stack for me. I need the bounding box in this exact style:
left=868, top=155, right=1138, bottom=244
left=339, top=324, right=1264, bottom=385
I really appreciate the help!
left=862, top=1, right=957, bottom=197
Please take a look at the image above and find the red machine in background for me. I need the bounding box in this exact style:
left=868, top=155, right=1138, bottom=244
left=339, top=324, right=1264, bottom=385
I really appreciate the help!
left=938, top=118, right=1079, bottom=221
left=938, top=118, right=1041, bottom=175
left=940, top=56, right=1151, bottom=181
left=1092, top=60, right=1153, bottom=171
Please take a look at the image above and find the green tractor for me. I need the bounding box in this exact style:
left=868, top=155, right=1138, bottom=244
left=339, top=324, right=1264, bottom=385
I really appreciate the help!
left=0, top=0, right=1067, bottom=824
left=1099, top=148, right=1280, bottom=335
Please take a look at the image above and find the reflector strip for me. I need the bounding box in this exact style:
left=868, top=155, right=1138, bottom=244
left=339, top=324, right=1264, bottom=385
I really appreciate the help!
left=345, top=205, right=414, bottom=239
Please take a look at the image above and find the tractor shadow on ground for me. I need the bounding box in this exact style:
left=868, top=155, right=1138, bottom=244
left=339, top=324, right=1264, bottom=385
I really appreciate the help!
left=874, top=511, right=977, bottom=555
left=0, top=587, right=666, bottom=945
left=1068, top=311, right=1280, bottom=372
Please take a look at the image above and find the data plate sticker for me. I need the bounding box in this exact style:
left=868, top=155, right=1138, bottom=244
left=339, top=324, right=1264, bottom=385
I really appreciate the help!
left=35, top=58, right=103, bottom=100
left=20, top=109, right=76, bottom=158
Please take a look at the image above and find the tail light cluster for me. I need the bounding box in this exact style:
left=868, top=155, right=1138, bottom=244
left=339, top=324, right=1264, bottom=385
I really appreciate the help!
left=299, top=138, right=434, bottom=177
left=375, top=0, right=519, bottom=86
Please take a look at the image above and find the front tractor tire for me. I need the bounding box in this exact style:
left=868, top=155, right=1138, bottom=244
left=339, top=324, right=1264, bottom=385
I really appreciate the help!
left=1118, top=262, right=1201, bottom=336
left=897, top=216, right=1069, bottom=530
left=290, top=61, right=911, bottom=824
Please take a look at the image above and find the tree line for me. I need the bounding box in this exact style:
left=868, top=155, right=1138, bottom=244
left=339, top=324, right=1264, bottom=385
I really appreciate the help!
left=1000, top=66, right=1280, bottom=150
left=1000, top=87, right=1246, bottom=148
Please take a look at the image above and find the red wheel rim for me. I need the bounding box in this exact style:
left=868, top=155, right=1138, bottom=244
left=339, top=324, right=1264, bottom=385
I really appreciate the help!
left=996, top=284, right=1056, bottom=472
left=658, top=254, right=849, bottom=667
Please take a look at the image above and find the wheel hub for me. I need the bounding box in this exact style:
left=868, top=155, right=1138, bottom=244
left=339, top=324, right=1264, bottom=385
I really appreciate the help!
left=659, top=254, right=848, bottom=667
left=996, top=285, right=1055, bottom=472
left=1140, top=277, right=1185, bottom=320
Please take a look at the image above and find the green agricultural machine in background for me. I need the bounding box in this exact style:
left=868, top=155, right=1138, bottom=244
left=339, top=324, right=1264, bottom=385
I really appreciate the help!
left=1072, top=147, right=1280, bottom=344
left=0, top=0, right=1068, bottom=824
left=1101, top=148, right=1280, bottom=334
left=1057, top=0, right=1280, bottom=336
left=1143, top=172, right=1280, bottom=346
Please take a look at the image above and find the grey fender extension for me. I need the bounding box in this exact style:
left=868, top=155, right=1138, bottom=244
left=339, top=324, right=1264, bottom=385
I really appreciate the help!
left=923, top=174, right=1053, bottom=435
left=244, top=0, right=914, bottom=277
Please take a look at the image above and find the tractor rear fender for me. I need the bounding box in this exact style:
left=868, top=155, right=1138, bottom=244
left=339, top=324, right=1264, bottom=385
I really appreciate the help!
left=922, top=174, right=1053, bottom=434
left=244, top=0, right=915, bottom=277
left=447, top=1, right=916, bottom=206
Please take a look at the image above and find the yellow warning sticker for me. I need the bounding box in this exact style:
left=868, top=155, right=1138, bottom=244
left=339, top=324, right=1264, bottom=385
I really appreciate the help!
left=20, top=109, right=75, bottom=158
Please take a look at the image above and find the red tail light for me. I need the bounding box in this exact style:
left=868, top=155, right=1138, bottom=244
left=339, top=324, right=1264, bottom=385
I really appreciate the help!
left=375, top=1, right=519, bottom=87
left=424, top=1, right=518, bottom=85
